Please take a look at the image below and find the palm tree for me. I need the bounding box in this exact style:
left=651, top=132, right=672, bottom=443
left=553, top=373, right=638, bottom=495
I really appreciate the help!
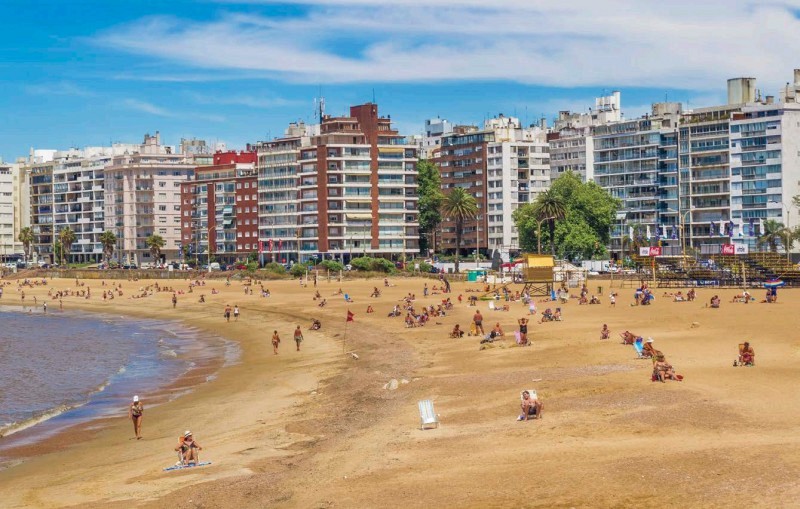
left=532, top=189, right=567, bottom=256
left=146, top=234, right=166, bottom=263
left=440, top=188, right=478, bottom=273
left=99, top=231, right=117, bottom=263
left=757, top=219, right=787, bottom=253
left=59, top=227, right=76, bottom=265
left=18, top=226, right=33, bottom=263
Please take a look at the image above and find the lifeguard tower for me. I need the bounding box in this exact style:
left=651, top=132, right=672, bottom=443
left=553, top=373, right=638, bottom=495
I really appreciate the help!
left=521, top=254, right=555, bottom=296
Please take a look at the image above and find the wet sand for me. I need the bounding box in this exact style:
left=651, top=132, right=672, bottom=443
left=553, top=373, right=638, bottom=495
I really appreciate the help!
left=1, top=275, right=799, bottom=508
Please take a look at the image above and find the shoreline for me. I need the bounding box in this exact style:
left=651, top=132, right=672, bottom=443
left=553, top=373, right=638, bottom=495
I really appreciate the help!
left=0, top=306, right=237, bottom=460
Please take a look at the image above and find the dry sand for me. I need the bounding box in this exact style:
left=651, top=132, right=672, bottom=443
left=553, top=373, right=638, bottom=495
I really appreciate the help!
left=1, top=274, right=800, bottom=508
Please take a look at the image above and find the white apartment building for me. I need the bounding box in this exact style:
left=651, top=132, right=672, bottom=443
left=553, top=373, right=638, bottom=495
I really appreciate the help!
left=0, top=162, right=16, bottom=258
left=730, top=100, right=800, bottom=251
left=484, top=116, right=550, bottom=256
left=11, top=161, right=30, bottom=257
left=420, top=117, right=454, bottom=159
left=549, top=92, right=621, bottom=182
left=28, top=145, right=139, bottom=263
left=255, top=122, right=309, bottom=264
left=104, top=133, right=199, bottom=265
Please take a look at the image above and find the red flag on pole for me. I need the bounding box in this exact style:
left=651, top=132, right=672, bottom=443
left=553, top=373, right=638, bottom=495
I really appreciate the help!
left=268, top=239, right=274, bottom=252
left=346, top=310, right=354, bottom=322
left=258, top=241, right=263, bottom=253
left=278, top=239, right=282, bottom=251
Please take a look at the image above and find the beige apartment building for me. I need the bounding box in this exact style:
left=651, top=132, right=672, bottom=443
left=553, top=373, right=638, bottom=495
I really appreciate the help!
left=103, top=133, right=200, bottom=265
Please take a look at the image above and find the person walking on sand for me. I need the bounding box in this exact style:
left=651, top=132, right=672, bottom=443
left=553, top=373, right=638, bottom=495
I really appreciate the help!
left=294, top=325, right=304, bottom=351
left=473, top=310, right=484, bottom=336
left=224, top=304, right=232, bottom=322
left=424, top=283, right=428, bottom=297
left=130, top=395, right=144, bottom=439
left=43, top=302, right=47, bottom=314
left=234, top=305, right=240, bottom=321
left=172, top=293, right=177, bottom=308
left=272, top=330, right=281, bottom=354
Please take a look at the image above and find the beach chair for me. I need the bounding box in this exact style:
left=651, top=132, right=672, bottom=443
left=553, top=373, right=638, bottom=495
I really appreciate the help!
left=418, top=400, right=440, bottom=430
left=488, top=300, right=497, bottom=311
left=633, top=339, right=646, bottom=359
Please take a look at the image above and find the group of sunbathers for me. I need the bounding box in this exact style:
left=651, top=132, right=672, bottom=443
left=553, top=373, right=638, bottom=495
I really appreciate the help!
left=539, top=308, right=562, bottom=323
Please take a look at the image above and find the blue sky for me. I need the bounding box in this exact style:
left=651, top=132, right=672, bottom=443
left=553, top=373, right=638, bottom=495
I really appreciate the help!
left=2, top=0, right=800, bottom=161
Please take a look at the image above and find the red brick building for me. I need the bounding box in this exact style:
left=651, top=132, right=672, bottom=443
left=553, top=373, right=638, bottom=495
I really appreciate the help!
left=180, top=151, right=258, bottom=265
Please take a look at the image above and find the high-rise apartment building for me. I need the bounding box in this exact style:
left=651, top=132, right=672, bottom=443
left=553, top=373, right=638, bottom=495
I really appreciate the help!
left=730, top=100, right=800, bottom=250
left=255, top=122, right=307, bottom=264
left=104, top=133, right=200, bottom=265
left=593, top=103, right=681, bottom=257
left=435, top=115, right=550, bottom=259
left=256, top=103, right=420, bottom=263
left=548, top=92, right=622, bottom=182
left=0, top=161, right=16, bottom=258
left=28, top=145, right=138, bottom=263
left=180, top=151, right=258, bottom=265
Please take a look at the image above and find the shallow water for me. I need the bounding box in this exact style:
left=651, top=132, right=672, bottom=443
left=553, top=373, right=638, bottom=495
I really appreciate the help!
left=0, top=306, right=237, bottom=448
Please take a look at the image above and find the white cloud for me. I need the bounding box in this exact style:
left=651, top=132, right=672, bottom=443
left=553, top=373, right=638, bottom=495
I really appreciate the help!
left=98, top=2, right=800, bottom=93
left=24, top=82, right=94, bottom=97
left=188, top=92, right=302, bottom=108
left=122, top=99, right=226, bottom=122
left=123, top=99, right=173, bottom=117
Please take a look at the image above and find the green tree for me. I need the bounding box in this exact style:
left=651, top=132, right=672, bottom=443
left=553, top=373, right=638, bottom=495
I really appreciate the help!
left=440, top=187, right=478, bottom=273
left=99, top=230, right=117, bottom=263
left=416, top=159, right=444, bottom=255
left=513, top=172, right=620, bottom=261
left=757, top=219, right=788, bottom=253
left=59, top=227, right=76, bottom=264
left=146, top=234, right=166, bottom=262
left=18, top=226, right=34, bottom=262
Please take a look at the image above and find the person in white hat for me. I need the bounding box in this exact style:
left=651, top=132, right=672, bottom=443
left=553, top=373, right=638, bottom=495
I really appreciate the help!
left=175, top=430, right=203, bottom=465
left=129, top=395, right=144, bottom=440
left=643, top=338, right=659, bottom=359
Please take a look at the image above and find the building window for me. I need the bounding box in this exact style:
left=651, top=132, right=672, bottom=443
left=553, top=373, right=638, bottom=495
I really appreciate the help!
left=236, top=183, right=242, bottom=189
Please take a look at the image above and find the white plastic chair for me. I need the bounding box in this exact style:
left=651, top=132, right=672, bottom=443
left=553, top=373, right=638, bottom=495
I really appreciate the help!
left=418, top=400, right=440, bottom=430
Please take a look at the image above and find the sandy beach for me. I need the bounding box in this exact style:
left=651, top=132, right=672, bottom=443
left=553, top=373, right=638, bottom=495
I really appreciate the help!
left=1, top=274, right=800, bottom=508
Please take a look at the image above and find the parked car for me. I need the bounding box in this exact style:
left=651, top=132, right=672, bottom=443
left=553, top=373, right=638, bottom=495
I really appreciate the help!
left=209, top=262, right=221, bottom=271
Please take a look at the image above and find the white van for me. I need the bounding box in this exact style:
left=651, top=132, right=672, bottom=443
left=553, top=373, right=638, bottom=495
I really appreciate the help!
left=209, top=262, right=221, bottom=271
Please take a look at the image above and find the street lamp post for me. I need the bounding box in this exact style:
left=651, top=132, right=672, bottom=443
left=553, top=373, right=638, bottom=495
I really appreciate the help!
left=536, top=216, right=554, bottom=255
left=770, top=200, right=791, bottom=262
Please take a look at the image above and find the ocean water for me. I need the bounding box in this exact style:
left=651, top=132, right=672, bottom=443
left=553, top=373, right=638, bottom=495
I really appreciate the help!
left=0, top=306, right=237, bottom=448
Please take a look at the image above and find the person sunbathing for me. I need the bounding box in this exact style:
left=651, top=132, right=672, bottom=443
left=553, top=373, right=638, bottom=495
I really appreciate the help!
left=310, top=319, right=321, bottom=330
left=643, top=338, right=661, bottom=359
left=518, top=390, right=543, bottom=421
left=450, top=324, right=464, bottom=338
left=371, top=287, right=381, bottom=298
left=578, top=295, right=588, bottom=305
left=492, top=322, right=504, bottom=337
left=318, top=299, right=327, bottom=307
left=366, top=305, right=374, bottom=314
left=553, top=308, right=562, bottom=321
left=653, top=354, right=678, bottom=382
left=405, top=313, right=416, bottom=328
left=710, top=295, right=720, bottom=308
left=620, top=330, right=637, bottom=345
left=738, top=341, right=755, bottom=366
left=687, top=288, right=696, bottom=301
left=175, top=431, right=203, bottom=465
left=589, top=295, right=600, bottom=305
left=673, top=291, right=685, bottom=302
left=600, top=324, right=610, bottom=340
left=539, top=308, right=554, bottom=323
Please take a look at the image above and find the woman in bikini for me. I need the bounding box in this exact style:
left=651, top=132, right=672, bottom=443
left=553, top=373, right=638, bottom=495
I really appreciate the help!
left=129, top=395, right=143, bottom=440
